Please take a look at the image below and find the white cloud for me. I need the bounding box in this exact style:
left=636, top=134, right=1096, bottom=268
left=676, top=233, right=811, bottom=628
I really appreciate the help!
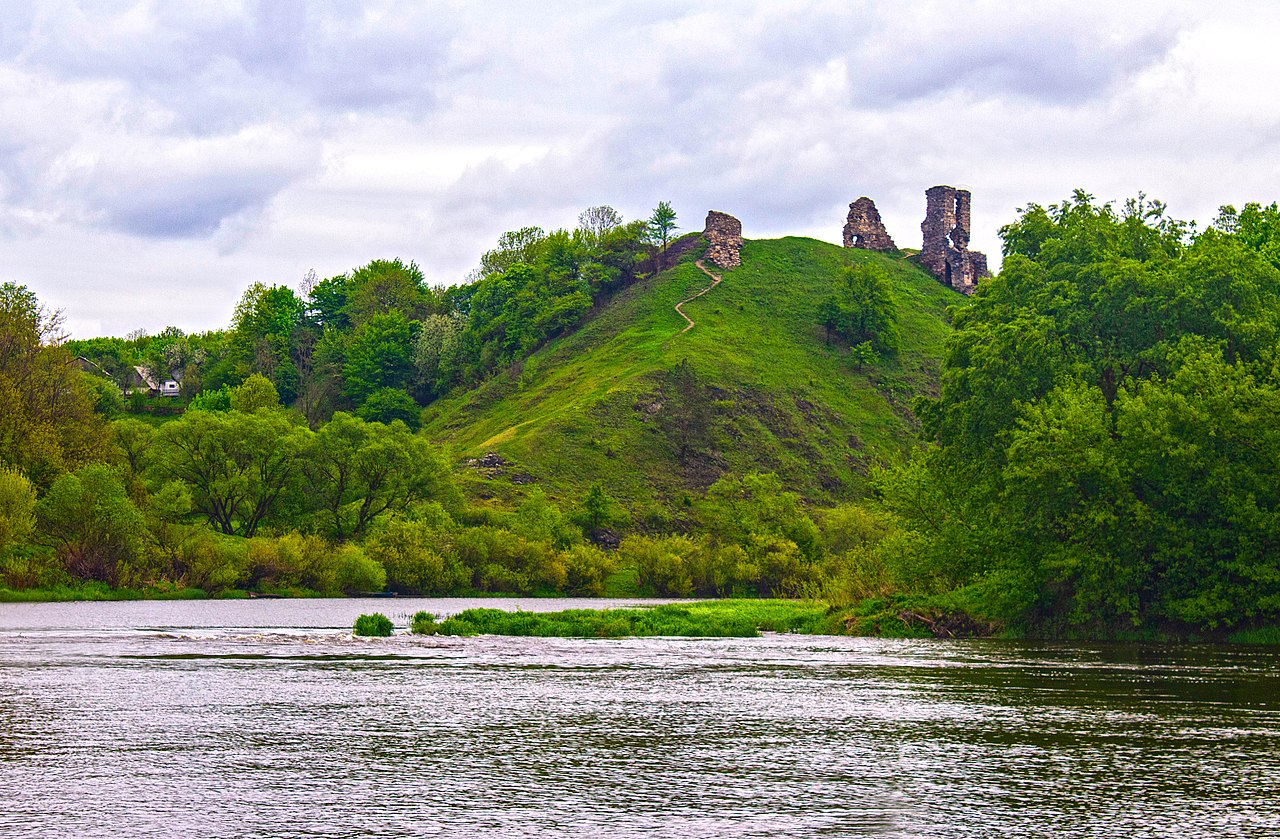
left=1, top=0, right=1278, bottom=336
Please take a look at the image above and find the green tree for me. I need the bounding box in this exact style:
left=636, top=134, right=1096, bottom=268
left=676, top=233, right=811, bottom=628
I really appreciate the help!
left=36, top=463, right=146, bottom=585
left=344, top=258, right=431, bottom=326
left=357, top=388, right=420, bottom=429
left=0, top=467, right=37, bottom=555
left=577, top=483, right=619, bottom=534
left=229, top=373, right=280, bottom=413
left=820, top=263, right=899, bottom=354
left=156, top=409, right=311, bottom=537
left=228, top=283, right=305, bottom=402
left=896, top=191, right=1280, bottom=634
left=0, top=283, right=110, bottom=488
left=301, top=413, right=452, bottom=539
left=343, top=310, right=416, bottom=406
left=648, top=201, right=678, bottom=268
left=657, top=359, right=713, bottom=460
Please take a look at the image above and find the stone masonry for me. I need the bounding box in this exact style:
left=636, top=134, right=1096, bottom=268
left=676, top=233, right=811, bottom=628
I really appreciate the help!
left=842, top=196, right=897, bottom=251
left=920, top=185, right=988, bottom=294
left=703, top=210, right=743, bottom=269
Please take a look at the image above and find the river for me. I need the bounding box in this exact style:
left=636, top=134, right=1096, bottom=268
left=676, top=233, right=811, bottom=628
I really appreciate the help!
left=1, top=598, right=1277, bottom=838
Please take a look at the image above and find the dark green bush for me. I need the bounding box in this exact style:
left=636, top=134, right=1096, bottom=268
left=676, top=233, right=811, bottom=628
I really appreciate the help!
left=353, top=612, right=393, bottom=636
left=410, top=610, right=438, bottom=635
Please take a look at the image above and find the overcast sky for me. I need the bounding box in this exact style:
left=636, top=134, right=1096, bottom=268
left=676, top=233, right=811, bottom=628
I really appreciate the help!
left=3, top=0, right=1279, bottom=338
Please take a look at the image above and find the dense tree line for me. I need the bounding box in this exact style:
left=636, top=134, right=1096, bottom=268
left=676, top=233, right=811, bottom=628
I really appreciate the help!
left=849, top=193, right=1280, bottom=636
left=67, top=205, right=658, bottom=430
left=14, top=191, right=1280, bottom=639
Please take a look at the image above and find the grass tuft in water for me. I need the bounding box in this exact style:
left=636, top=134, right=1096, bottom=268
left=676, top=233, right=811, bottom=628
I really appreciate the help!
left=353, top=612, right=394, bottom=637
left=410, top=611, right=439, bottom=635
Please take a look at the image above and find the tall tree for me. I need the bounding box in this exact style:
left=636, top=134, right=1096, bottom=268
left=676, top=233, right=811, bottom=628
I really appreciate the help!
left=578, top=205, right=623, bottom=239
left=302, top=413, right=453, bottom=539
left=648, top=201, right=678, bottom=268
left=156, top=409, right=310, bottom=537
left=0, top=283, right=110, bottom=488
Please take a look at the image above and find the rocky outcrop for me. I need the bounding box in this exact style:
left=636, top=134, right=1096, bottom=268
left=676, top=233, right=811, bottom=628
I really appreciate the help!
left=843, top=197, right=896, bottom=251
left=920, top=185, right=989, bottom=295
left=703, top=211, right=742, bottom=269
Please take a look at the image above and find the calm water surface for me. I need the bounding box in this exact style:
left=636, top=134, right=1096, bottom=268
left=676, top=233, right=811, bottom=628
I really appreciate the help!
left=1, top=598, right=1277, bottom=838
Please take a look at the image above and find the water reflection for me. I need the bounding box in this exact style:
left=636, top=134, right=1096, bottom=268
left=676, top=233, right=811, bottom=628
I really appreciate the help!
left=0, top=599, right=1276, bottom=838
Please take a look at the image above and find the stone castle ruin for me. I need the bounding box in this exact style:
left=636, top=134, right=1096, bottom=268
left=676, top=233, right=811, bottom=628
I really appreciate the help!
left=919, top=185, right=988, bottom=294
left=843, top=185, right=990, bottom=295
left=703, top=210, right=743, bottom=269
left=842, top=197, right=896, bottom=251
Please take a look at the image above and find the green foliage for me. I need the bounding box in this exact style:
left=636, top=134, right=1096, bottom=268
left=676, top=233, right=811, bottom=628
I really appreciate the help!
left=302, top=413, right=453, bottom=539
left=575, top=483, right=621, bottom=535
left=901, top=190, right=1280, bottom=635
left=156, top=409, right=310, bottom=537
left=560, top=544, right=616, bottom=596
left=357, top=387, right=420, bottom=429
left=36, top=463, right=146, bottom=585
left=228, top=283, right=305, bottom=401
left=435, top=600, right=832, bottom=638
left=648, top=201, right=678, bottom=258
left=819, top=263, right=900, bottom=354
left=0, top=468, right=37, bottom=555
left=188, top=385, right=232, bottom=412
left=229, top=373, right=280, bottom=412
left=0, top=283, right=111, bottom=488
left=247, top=533, right=385, bottom=595
left=657, top=359, right=713, bottom=460
left=82, top=372, right=125, bottom=416
left=410, top=610, right=438, bottom=635
left=365, top=515, right=468, bottom=595
left=353, top=612, right=394, bottom=637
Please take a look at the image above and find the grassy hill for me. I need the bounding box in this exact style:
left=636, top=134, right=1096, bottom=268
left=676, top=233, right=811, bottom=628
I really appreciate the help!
left=422, top=235, right=963, bottom=523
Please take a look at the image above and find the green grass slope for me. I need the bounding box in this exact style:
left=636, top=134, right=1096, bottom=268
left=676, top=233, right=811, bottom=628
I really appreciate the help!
left=422, top=236, right=962, bottom=521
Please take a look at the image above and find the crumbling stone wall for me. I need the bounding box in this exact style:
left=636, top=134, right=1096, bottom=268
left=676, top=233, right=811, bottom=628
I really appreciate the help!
left=843, top=197, right=897, bottom=251
left=703, top=210, right=743, bottom=269
left=920, top=185, right=989, bottom=294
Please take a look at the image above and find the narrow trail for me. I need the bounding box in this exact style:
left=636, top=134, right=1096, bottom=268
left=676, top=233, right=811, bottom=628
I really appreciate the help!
left=672, top=260, right=723, bottom=337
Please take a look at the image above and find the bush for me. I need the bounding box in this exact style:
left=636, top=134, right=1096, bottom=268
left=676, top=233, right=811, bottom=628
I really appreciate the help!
left=246, top=533, right=386, bottom=595
left=353, top=612, right=393, bottom=636
left=561, top=544, right=616, bottom=596
left=0, top=467, right=37, bottom=554
left=357, top=387, right=420, bottom=429
left=456, top=526, right=565, bottom=594
left=365, top=517, right=467, bottom=595
left=621, top=534, right=697, bottom=596
left=172, top=528, right=249, bottom=592
left=410, top=610, right=438, bottom=635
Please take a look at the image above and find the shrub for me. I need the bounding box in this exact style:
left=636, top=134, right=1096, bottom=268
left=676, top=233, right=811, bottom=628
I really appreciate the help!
left=561, top=544, right=615, bottom=596
left=353, top=612, right=393, bottom=637
left=621, top=534, right=697, bottom=597
left=365, top=517, right=467, bottom=595
left=410, top=611, right=438, bottom=635
left=246, top=533, right=386, bottom=595
left=456, top=526, right=564, bottom=594
left=0, top=467, right=37, bottom=554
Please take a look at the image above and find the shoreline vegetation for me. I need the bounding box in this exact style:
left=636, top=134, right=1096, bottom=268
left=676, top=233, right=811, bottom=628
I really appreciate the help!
left=6, top=195, right=1280, bottom=643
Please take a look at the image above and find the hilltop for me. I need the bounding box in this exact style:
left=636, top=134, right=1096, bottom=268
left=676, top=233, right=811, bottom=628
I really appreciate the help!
left=422, top=234, right=963, bottom=521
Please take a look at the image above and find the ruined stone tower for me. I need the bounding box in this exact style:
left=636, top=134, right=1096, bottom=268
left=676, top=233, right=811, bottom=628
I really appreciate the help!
left=920, top=185, right=988, bottom=294
left=703, top=210, right=743, bottom=269
left=843, top=197, right=896, bottom=252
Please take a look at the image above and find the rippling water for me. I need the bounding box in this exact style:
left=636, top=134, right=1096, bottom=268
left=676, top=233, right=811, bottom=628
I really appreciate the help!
left=1, top=598, right=1277, bottom=838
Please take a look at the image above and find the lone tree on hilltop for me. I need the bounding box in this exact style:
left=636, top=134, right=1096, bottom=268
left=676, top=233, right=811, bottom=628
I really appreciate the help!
left=648, top=201, right=678, bottom=269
